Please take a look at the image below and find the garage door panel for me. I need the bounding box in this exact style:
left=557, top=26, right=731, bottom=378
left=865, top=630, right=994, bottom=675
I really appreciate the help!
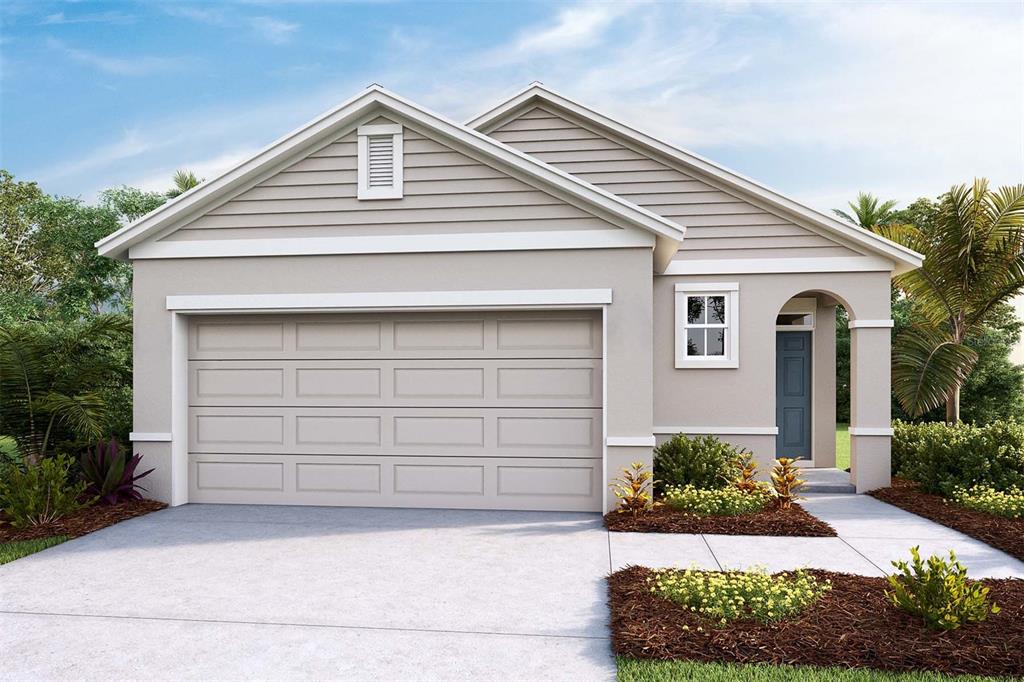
left=189, top=407, right=602, bottom=457
left=189, top=453, right=602, bottom=511
left=189, top=359, right=600, bottom=407
left=189, top=311, right=601, bottom=360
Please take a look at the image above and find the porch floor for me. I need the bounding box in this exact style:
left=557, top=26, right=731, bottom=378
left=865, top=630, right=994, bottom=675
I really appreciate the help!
left=801, top=467, right=855, bottom=493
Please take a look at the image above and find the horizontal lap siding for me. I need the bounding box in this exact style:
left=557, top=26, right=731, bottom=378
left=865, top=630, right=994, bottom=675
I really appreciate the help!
left=490, top=106, right=859, bottom=261
left=167, top=119, right=616, bottom=241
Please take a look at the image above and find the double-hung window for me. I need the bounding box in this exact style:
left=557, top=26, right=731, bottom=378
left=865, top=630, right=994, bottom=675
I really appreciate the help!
left=674, top=283, right=739, bottom=368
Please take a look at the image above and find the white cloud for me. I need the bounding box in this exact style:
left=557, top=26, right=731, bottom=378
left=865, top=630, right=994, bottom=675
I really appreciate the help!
left=128, top=147, right=262, bottom=195
left=45, top=37, right=187, bottom=76
left=40, top=10, right=135, bottom=25
left=248, top=16, right=299, bottom=45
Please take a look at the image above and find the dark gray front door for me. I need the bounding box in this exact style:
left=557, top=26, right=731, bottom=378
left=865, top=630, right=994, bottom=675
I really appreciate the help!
left=776, top=331, right=812, bottom=460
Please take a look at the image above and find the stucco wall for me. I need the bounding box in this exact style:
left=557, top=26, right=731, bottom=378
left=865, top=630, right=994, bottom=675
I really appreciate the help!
left=132, top=247, right=655, bottom=509
left=652, top=270, right=891, bottom=471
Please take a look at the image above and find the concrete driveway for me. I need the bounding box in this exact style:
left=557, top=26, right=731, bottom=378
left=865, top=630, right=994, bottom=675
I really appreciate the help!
left=4, top=494, right=1023, bottom=680
left=0, top=506, right=616, bottom=681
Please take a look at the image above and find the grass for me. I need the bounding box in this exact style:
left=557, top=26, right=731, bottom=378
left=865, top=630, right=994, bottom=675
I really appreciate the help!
left=0, top=536, right=68, bottom=565
left=836, top=423, right=850, bottom=471
left=617, top=658, right=1014, bottom=682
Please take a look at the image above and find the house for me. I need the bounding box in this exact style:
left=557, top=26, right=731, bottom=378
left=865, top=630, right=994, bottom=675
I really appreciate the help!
left=97, top=83, right=923, bottom=512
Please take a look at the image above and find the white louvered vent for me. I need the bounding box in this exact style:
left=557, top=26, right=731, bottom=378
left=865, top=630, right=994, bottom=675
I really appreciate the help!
left=357, top=124, right=403, bottom=199
left=366, top=135, right=394, bottom=187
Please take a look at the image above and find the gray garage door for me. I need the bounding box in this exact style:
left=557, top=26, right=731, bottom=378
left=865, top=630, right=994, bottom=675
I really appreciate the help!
left=187, top=311, right=603, bottom=511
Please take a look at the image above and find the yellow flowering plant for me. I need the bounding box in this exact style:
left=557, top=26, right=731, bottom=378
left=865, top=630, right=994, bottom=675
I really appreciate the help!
left=951, top=485, right=1024, bottom=519
left=663, top=484, right=773, bottom=516
left=648, top=567, right=830, bottom=625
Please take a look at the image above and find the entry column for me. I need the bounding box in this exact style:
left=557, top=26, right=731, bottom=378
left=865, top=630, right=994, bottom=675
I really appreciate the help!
left=848, top=319, right=894, bottom=492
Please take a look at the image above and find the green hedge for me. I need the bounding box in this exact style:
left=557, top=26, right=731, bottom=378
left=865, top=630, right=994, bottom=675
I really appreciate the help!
left=892, top=420, right=1024, bottom=495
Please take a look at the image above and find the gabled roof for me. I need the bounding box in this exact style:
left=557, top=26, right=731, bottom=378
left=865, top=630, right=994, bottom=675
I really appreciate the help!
left=468, top=82, right=924, bottom=274
left=96, top=85, right=685, bottom=261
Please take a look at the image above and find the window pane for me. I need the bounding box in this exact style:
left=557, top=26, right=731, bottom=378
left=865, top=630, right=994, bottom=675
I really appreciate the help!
left=687, top=296, right=706, bottom=324
left=707, top=328, right=726, bottom=356
left=686, top=329, right=705, bottom=356
left=708, top=296, right=727, bottom=324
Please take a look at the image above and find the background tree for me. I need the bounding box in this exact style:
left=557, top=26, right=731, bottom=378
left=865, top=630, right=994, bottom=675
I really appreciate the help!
left=880, top=180, right=1024, bottom=422
left=833, top=191, right=899, bottom=230
left=166, top=169, right=203, bottom=198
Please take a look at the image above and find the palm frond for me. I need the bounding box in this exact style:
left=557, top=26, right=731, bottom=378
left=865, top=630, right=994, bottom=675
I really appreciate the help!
left=892, top=326, right=978, bottom=418
left=34, top=391, right=109, bottom=443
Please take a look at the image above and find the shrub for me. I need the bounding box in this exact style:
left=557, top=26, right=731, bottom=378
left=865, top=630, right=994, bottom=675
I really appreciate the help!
left=609, top=462, right=654, bottom=517
left=892, top=420, right=1024, bottom=495
left=649, top=567, right=830, bottom=625
left=0, top=456, right=90, bottom=528
left=80, top=439, right=154, bottom=505
left=771, top=457, right=805, bottom=509
left=886, top=546, right=999, bottom=631
left=654, top=434, right=745, bottom=494
left=951, top=485, right=1024, bottom=519
left=663, top=484, right=773, bottom=516
left=732, top=451, right=761, bottom=493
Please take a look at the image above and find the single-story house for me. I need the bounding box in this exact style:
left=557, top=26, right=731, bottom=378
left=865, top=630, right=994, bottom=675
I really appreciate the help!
left=97, top=83, right=923, bottom=512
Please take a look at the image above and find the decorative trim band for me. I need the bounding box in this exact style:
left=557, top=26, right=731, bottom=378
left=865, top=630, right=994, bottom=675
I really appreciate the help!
left=673, top=282, right=739, bottom=292
left=167, top=288, right=613, bottom=312
left=129, top=229, right=655, bottom=260
left=653, top=426, right=779, bottom=436
left=848, top=319, right=895, bottom=329
left=129, top=432, right=172, bottom=442
left=659, top=257, right=895, bottom=276
left=849, top=427, right=894, bottom=436
left=606, top=436, right=657, bottom=447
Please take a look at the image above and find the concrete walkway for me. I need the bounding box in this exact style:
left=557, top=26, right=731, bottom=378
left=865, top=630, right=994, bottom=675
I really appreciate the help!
left=612, top=493, right=1024, bottom=577
left=2, top=495, right=1023, bottom=680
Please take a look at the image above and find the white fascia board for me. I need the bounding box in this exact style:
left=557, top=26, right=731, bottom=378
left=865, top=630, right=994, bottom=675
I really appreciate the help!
left=469, top=84, right=923, bottom=273
left=660, top=256, right=895, bottom=276
left=653, top=426, right=779, bottom=436
left=99, top=86, right=684, bottom=260
left=129, top=229, right=653, bottom=260
left=165, top=288, right=613, bottom=313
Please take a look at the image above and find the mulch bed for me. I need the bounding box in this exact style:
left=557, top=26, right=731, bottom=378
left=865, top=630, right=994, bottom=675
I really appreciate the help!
left=610, top=565, right=1024, bottom=677
left=604, top=503, right=836, bottom=537
left=0, top=499, right=166, bottom=543
left=870, top=479, right=1024, bottom=562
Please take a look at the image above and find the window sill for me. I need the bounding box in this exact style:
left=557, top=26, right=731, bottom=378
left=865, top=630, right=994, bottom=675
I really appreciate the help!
left=674, top=358, right=739, bottom=369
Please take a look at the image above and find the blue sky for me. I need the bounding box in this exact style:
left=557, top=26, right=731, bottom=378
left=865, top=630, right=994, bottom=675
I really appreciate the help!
left=1, top=0, right=1021, bottom=214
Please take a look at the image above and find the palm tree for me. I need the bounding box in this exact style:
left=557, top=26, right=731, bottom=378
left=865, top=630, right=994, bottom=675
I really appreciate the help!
left=879, top=180, right=1024, bottom=422
left=0, top=315, right=131, bottom=463
left=166, top=169, right=202, bottom=199
left=833, top=192, right=899, bottom=231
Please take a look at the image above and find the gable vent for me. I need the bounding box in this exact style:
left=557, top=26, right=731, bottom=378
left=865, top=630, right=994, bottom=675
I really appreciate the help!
left=366, top=135, right=395, bottom=187
left=357, top=123, right=403, bottom=199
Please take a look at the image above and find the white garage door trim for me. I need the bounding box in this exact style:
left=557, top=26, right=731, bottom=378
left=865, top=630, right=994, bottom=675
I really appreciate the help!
left=163, top=289, right=610, bottom=509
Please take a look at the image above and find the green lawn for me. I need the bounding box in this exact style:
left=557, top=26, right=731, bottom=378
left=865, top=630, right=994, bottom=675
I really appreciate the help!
left=0, top=536, right=68, bottom=565
left=617, top=658, right=1013, bottom=682
left=836, top=423, right=850, bottom=471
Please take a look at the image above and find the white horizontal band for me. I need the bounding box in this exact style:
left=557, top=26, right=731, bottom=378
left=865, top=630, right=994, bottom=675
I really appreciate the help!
left=128, top=229, right=654, bottom=260
left=129, top=432, right=172, bottom=442
left=673, top=282, right=739, bottom=292
left=848, top=319, right=894, bottom=329
left=357, top=123, right=401, bottom=135
left=849, top=427, right=894, bottom=436
left=654, top=426, right=778, bottom=436
left=606, top=436, right=657, bottom=447
left=660, top=256, right=895, bottom=275
left=167, top=288, right=613, bottom=312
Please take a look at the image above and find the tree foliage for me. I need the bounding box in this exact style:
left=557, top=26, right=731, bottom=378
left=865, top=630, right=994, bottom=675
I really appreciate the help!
left=879, top=180, right=1024, bottom=421
left=833, top=191, right=899, bottom=230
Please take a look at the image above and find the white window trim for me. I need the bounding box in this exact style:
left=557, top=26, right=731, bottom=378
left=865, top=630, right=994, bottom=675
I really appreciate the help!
left=674, top=282, right=739, bottom=369
left=357, top=123, right=403, bottom=200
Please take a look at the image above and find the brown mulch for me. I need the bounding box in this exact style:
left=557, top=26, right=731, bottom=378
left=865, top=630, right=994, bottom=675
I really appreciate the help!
left=604, top=503, right=836, bottom=537
left=610, top=565, right=1024, bottom=677
left=870, top=479, right=1024, bottom=562
left=0, top=499, right=166, bottom=543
